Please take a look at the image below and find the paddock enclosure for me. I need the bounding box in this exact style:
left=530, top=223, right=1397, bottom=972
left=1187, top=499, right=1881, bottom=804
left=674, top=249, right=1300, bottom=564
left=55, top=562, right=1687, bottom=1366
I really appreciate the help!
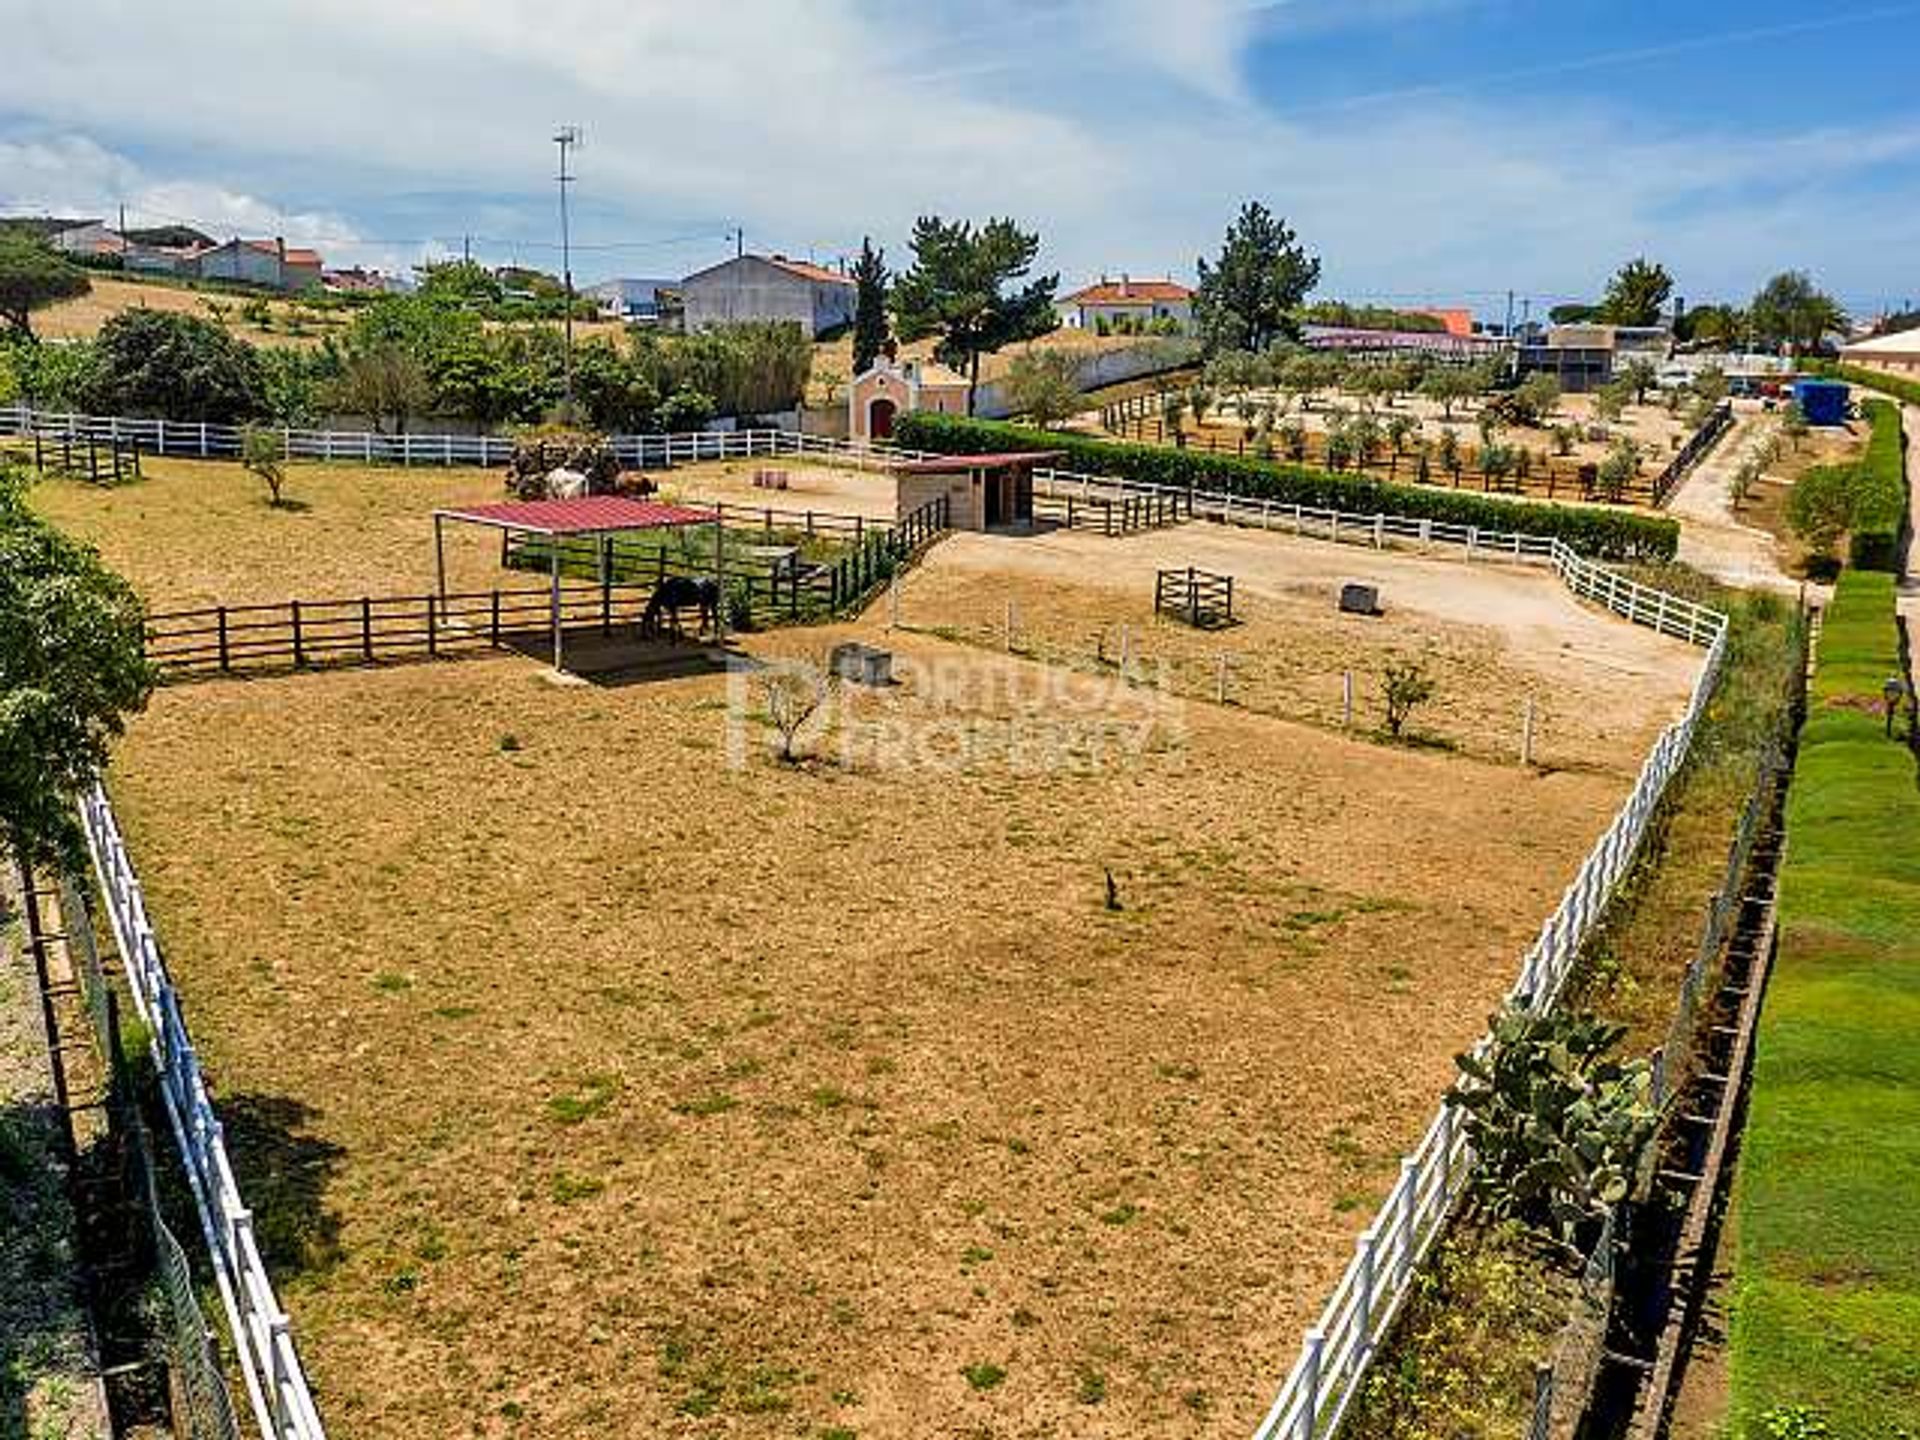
left=38, top=454, right=1707, bottom=1437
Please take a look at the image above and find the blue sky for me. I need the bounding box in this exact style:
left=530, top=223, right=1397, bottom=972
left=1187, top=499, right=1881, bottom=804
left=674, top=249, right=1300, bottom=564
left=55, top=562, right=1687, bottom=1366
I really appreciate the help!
left=4, top=0, right=1917, bottom=318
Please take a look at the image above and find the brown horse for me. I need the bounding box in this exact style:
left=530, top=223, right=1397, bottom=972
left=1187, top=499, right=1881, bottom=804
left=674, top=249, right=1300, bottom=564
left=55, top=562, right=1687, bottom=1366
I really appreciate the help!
left=641, top=575, right=719, bottom=638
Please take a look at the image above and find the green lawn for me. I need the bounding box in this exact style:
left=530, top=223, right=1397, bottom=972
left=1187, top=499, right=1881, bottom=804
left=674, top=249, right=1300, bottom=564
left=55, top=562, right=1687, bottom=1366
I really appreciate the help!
left=1729, top=570, right=1920, bottom=1437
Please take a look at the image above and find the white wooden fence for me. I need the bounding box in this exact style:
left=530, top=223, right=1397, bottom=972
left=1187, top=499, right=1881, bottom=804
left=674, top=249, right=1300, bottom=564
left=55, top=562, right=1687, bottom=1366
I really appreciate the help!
left=80, top=784, right=327, bottom=1440
left=0, top=403, right=927, bottom=471
left=1251, top=574, right=1727, bottom=1440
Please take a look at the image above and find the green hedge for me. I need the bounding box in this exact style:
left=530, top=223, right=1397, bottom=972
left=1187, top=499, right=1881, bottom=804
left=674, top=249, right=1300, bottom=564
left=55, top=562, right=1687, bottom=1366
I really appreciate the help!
left=1831, top=360, right=1920, bottom=408
left=1730, top=570, right=1920, bottom=1436
left=1848, top=398, right=1908, bottom=571
left=896, top=412, right=1680, bottom=562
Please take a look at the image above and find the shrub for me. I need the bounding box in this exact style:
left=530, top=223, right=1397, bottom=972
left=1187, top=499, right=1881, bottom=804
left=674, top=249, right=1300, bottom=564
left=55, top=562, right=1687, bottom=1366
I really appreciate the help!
left=894, top=413, right=1679, bottom=560
left=1848, top=399, right=1906, bottom=571
left=241, top=425, right=289, bottom=506
left=1381, top=658, right=1435, bottom=738
left=1447, top=1005, right=1656, bottom=1257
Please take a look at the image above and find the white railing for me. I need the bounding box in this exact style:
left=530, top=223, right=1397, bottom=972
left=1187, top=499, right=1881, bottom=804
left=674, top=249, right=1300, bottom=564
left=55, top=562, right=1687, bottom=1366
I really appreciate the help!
left=80, top=783, right=327, bottom=1440
left=1251, top=577, right=1727, bottom=1440
left=0, top=403, right=932, bottom=470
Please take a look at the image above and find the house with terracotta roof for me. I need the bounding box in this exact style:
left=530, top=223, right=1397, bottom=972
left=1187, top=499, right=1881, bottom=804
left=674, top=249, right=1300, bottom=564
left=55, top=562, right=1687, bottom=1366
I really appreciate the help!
left=1060, top=275, right=1194, bottom=335
left=679, top=252, right=855, bottom=337
left=191, top=238, right=325, bottom=293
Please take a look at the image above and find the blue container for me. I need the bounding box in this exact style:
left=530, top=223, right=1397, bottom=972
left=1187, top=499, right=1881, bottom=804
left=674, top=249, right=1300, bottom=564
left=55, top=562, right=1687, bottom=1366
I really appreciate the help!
left=1792, top=378, right=1850, bottom=426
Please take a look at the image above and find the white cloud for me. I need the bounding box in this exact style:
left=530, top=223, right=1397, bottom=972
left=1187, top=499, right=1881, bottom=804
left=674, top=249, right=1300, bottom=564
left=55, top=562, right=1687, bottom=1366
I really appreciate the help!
left=2, top=0, right=1916, bottom=309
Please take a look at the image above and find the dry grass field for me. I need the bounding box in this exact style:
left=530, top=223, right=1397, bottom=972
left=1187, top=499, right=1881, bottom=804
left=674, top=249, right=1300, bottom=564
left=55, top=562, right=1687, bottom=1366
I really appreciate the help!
left=29, top=458, right=506, bottom=608
left=884, top=525, right=1699, bottom=772
left=32, top=275, right=340, bottom=348
left=43, top=445, right=1706, bottom=1436
left=30, top=275, right=632, bottom=352
left=112, top=633, right=1650, bottom=1440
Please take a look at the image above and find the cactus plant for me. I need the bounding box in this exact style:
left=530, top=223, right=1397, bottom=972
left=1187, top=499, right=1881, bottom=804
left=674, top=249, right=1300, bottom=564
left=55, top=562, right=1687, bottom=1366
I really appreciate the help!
left=1446, top=1004, right=1656, bottom=1259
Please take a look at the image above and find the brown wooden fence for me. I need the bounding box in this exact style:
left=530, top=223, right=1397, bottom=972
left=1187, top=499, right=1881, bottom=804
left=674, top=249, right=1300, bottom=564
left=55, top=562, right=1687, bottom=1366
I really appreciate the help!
left=143, top=495, right=954, bottom=679
left=144, top=584, right=651, bottom=676
left=1032, top=488, right=1191, bottom=534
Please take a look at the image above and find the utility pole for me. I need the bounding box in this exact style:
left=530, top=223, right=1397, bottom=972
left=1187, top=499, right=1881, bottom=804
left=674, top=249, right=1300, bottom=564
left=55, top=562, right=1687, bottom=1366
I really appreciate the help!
left=1504, top=289, right=1518, bottom=378
left=554, top=125, right=584, bottom=414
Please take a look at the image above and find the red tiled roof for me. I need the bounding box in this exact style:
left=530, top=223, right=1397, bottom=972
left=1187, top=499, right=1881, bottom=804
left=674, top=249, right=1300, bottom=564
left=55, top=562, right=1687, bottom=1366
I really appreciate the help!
left=1410, top=307, right=1475, bottom=338
left=1064, top=278, right=1192, bottom=305
left=766, top=255, right=854, bottom=286
left=240, top=239, right=323, bottom=266
left=435, top=496, right=720, bottom=536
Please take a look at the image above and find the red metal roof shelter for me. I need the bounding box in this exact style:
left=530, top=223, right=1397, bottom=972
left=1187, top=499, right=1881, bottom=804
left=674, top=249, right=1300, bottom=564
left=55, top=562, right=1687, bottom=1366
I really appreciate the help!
left=435, top=495, right=719, bottom=536
left=431, top=494, right=725, bottom=673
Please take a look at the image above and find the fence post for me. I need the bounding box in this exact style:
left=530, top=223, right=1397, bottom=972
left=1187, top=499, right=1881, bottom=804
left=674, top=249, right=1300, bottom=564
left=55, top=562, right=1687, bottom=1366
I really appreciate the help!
left=198, top=422, right=209, bottom=457
left=1299, top=1329, right=1325, bottom=1440
left=1522, top=698, right=1536, bottom=767
left=1357, top=1230, right=1378, bottom=1357
left=1397, top=1156, right=1421, bottom=1285
left=426, top=594, right=437, bottom=656
left=290, top=600, right=304, bottom=669
left=362, top=598, right=373, bottom=662
left=1216, top=654, right=1229, bottom=705
left=1343, top=670, right=1354, bottom=729
left=490, top=590, right=501, bottom=647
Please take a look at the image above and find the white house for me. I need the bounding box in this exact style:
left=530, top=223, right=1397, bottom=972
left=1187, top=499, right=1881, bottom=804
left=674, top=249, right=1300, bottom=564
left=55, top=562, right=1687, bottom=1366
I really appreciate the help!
left=1839, top=326, right=1920, bottom=377
left=585, top=277, right=676, bottom=323
left=1060, top=276, right=1194, bottom=334
left=45, top=220, right=126, bottom=262
left=192, top=238, right=324, bottom=292
left=680, top=253, right=855, bottom=337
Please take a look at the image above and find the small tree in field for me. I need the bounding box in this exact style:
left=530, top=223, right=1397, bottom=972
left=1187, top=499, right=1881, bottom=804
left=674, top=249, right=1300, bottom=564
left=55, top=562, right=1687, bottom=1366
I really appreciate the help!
left=759, top=663, right=832, bottom=763
left=1004, top=347, right=1081, bottom=429
left=1592, top=381, right=1630, bottom=425
left=1786, top=463, right=1855, bottom=565
left=1385, top=413, right=1417, bottom=477
left=1597, top=437, right=1643, bottom=503
left=1382, top=657, right=1435, bottom=738
left=1160, top=390, right=1187, bottom=447
left=241, top=426, right=289, bottom=507
left=1779, top=401, right=1810, bottom=452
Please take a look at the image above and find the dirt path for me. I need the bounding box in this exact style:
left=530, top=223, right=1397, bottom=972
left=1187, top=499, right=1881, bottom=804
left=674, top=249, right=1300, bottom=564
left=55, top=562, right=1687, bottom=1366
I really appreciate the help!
left=1667, top=410, right=1804, bottom=596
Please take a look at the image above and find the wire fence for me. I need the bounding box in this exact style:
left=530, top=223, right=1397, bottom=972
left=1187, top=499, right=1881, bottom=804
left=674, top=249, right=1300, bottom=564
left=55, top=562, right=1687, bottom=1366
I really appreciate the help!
left=57, top=873, right=244, bottom=1440
left=80, top=785, right=327, bottom=1440
left=1251, top=570, right=1728, bottom=1440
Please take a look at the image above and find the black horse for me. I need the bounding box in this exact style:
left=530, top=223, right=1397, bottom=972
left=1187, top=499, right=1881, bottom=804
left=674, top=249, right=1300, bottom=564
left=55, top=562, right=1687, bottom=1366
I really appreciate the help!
left=641, top=575, right=720, bottom=639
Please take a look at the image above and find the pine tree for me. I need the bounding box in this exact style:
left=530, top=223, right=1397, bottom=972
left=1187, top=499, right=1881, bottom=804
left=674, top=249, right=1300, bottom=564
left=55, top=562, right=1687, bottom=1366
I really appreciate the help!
left=851, top=237, right=889, bottom=377
left=1193, top=202, right=1321, bottom=355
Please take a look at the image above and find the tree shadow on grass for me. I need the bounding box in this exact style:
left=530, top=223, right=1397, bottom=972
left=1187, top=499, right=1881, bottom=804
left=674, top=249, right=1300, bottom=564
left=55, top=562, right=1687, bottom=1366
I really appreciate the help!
left=212, top=1093, right=348, bottom=1280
